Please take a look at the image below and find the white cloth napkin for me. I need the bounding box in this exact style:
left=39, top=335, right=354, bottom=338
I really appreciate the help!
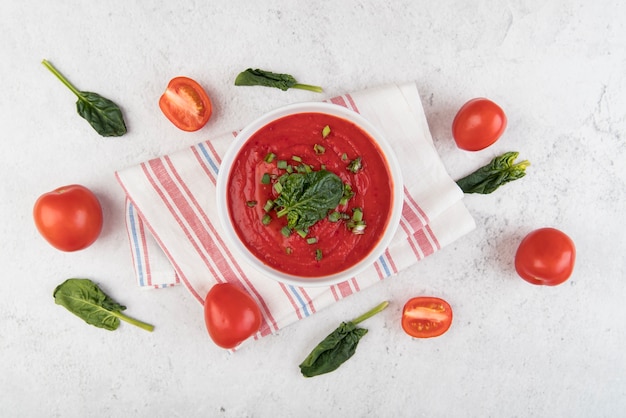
left=115, top=82, right=475, bottom=338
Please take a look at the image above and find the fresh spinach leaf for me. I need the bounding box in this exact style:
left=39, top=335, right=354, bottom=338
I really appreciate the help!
left=42, top=59, right=127, bottom=137
left=53, top=278, right=154, bottom=332
left=456, top=151, right=530, bottom=194
left=235, top=68, right=323, bottom=93
left=274, top=170, right=344, bottom=232
left=299, top=301, right=388, bottom=377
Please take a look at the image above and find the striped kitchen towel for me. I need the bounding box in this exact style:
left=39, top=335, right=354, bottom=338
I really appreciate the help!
left=115, top=82, right=476, bottom=339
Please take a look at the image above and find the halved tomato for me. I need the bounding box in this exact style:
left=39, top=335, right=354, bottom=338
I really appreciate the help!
left=159, top=76, right=212, bottom=132
left=401, top=297, right=453, bottom=338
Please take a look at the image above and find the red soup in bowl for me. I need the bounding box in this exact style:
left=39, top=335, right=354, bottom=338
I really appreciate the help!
left=217, top=103, right=402, bottom=287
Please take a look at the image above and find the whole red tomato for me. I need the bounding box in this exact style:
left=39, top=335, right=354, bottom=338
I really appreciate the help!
left=204, top=283, right=262, bottom=349
left=452, top=98, right=507, bottom=151
left=401, top=296, right=453, bottom=338
left=515, top=228, right=576, bottom=286
left=33, top=184, right=103, bottom=252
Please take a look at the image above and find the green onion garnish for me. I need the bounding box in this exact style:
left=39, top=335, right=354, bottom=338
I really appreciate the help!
left=246, top=200, right=257, bottom=207
left=328, top=211, right=342, bottom=222
left=341, top=153, right=348, bottom=162
left=322, top=125, right=331, bottom=138
left=306, top=237, right=318, bottom=244
left=314, top=144, right=326, bottom=154
left=277, top=160, right=288, bottom=170
left=315, top=249, right=323, bottom=261
left=347, top=156, right=363, bottom=173
left=264, top=152, right=276, bottom=163
left=296, top=229, right=308, bottom=239
left=292, top=155, right=302, bottom=162
left=281, top=226, right=292, bottom=237
left=263, top=200, right=274, bottom=212
left=262, top=214, right=272, bottom=225
left=261, top=173, right=271, bottom=184
left=273, top=181, right=283, bottom=194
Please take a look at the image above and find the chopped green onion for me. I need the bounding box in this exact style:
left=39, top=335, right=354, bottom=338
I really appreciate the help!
left=321, top=164, right=326, bottom=170
left=315, top=249, right=323, bottom=261
left=246, top=200, right=257, bottom=207
left=264, top=152, right=276, bottom=163
left=262, top=214, right=272, bottom=225
left=341, top=153, right=348, bottom=162
left=263, top=200, right=274, bottom=212
left=286, top=247, right=293, bottom=255
left=306, top=237, right=318, bottom=244
left=347, top=208, right=366, bottom=234
left=292, top=155, right=302, bottom=162
left=273, top=181, right=283, bottom=194
left=296, top=229, right=308, bottom=238
left=313, top=144, right=326, bottom=154
left=261, top=173, right=271, bottom=184
left=277, top=160, right=288, bottom=170
left=347, top=156, right=363, bottom=173
left=322, top=125, right=331, bottom=138
left=286, top=165, right=294, bottom=173
left=328, top=211, right=342, bottom=222
left=281, top=226, right=292, bottom=237
left=352, top=207, right=363, bottom=222
left=304, top=164, right=313, bottom=173
left=340, top=184, right=354, bottom=205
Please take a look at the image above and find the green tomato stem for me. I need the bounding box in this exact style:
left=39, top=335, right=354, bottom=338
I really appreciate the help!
left=42, top=59, right=83, bottom=99
left=351, top=301, right=389, bottom=325
left=113, top=311, right=155, bottom=332
left=292, top=83, right=324, bottom=93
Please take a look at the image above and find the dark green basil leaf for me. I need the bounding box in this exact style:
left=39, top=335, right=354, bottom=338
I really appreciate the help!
left=456, top=151, right=530, bottom=194
left=299, top=301, right=388, bottom=378
left=76, top=91, right=127, bottom=137
left=42, top=59, right=127, bottom=137
left=234, top=68, right=323, bottom=93
left=274, top=170, right=344, bottom=232
left=299, top=322, right=368, bottom=377
left=53, top=278, right=154, bottom=332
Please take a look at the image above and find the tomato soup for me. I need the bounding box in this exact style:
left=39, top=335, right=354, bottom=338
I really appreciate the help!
left=227, top=112, right=394, bottom=278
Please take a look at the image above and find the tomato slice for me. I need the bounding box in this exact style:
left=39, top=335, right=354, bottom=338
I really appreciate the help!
left=401, top=297, right=453, bottom=338
left=159, top=76, right=212, bottom=132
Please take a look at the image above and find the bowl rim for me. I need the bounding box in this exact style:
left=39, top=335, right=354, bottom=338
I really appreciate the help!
left=216, top=101, right=404, bottom=287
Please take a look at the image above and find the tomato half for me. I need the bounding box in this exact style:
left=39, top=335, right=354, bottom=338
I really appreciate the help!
left=33, top=184, right=103, bottom=252
left=204, top=283, right=262, bottom=349
left=452, top=98, right=507, bottom=151
left=401, top=297, right=453, bottom=338
left=515, top=227, right=576, bottom=286
left=159, top=76, right=212, bottom=132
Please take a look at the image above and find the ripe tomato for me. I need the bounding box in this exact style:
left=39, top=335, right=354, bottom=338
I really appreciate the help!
left=401, top=297, right=453, bottom=338
left=204, top=283, right=262, bottom=349
left=515, top=227, right=576, bottom=286
left=452, top=98, right=507, bottom=151
left=33, top=184, right=103, bottom=252
left=159, top=76, right=212, bottom=132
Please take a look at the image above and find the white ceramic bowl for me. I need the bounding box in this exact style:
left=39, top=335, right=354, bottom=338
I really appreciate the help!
left=216, top=102, right=403, bottom=287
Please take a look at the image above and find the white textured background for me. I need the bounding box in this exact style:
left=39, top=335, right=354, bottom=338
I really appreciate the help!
left=1, top=1, right=625, bottom=417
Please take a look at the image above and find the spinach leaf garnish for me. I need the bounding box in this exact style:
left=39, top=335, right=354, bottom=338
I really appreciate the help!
left=273, top=170, right=344, bottom=233
left=42, top=59, right=127, bottom=137
left=299, top=301, right=388, bottom=377
left=53, top=278, right=154, bottom=332
left=456, top=151, right=530, bottom=194
left=235, top=68, right=323, bottom=93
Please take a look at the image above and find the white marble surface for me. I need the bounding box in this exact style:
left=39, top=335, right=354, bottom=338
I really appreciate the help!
left=1, top=1, right=625, bottom=417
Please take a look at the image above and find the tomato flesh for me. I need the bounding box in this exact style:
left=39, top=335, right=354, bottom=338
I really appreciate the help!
left=401, top=297, right=453, bottom=338
left=159, top=76, right=212, bottom=132
left=452, top=98, right=507, bottom=151
left=33, top=184, right=103, bottom=252
left=515, top=227, right=576, bottom=286
left=204, top=283, right=262, bottom=349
